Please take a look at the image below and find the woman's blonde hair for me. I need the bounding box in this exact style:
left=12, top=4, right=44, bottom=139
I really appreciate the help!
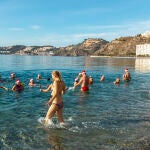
left=52, top=70, right=62, bottom=81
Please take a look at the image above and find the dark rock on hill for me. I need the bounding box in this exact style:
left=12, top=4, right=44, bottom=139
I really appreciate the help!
left=53, top=38, right=109, bottom=56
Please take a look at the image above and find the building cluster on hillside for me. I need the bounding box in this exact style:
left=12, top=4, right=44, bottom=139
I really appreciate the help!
left=0, top=46, right=54, bottom=56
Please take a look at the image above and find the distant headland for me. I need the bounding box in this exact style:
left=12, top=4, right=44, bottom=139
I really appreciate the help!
left=1, top=32, right=150, bottom=57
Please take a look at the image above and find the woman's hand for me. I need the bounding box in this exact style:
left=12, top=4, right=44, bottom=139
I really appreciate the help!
left=46, top=100, right=51, bottom=106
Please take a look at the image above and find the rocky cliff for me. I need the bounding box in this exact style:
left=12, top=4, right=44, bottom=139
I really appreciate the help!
left=54, top=38, right=109, bottom=56
left=1, top=33, right=150, bottom=56
left=94, top=34, right=150, bottom=56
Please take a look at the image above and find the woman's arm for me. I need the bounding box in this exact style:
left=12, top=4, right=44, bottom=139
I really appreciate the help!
left=40, top=84, right=52, bottom=92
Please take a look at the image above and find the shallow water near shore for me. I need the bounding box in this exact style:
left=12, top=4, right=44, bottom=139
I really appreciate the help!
left=0, top=55, right=150, bottom=150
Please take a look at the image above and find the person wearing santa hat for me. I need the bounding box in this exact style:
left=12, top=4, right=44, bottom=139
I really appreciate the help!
left=10, top=73, right=15, bottom=80
left=12, top=79, right=24, bottom=91
left=123, top=68, right=131, bottom=81
left=28, top=78, right=35, bottom=87
left=74, top=70, right=90, bottom=92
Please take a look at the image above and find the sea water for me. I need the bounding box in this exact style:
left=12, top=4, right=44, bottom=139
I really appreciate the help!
left=0, top=55, right=150, bottom=150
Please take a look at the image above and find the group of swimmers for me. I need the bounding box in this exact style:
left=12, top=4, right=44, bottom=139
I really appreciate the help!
left=113, top=68, right=131, bottom=85
left=73, top=68, right=131, bottom=89
left=0, top=68, right=131, bottom=126
left=0, top=73, right=47, bottom=91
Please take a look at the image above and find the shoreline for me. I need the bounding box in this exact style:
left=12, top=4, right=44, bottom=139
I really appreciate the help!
left=90, top=55, right=136, bottom=58
left=90, top=55, right=111, bottom=58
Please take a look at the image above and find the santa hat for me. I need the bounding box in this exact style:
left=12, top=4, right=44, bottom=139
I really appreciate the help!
left=16, top=79, right=20, bottom=84
left=30, top=78, right=34, bottom=82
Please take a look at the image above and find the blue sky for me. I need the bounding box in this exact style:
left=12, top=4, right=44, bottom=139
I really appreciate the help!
left=0, top=0, right=150, bottom=47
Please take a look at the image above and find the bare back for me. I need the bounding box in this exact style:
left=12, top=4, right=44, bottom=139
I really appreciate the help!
left=81, top=76, right=89, bottom=87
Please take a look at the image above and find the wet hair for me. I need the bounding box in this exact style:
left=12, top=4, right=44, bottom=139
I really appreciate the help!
left=52, top=70, right=62, bottom=81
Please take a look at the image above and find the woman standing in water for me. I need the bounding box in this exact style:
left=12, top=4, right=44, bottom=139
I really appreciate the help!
left=42, top=71, right=66, bottom=125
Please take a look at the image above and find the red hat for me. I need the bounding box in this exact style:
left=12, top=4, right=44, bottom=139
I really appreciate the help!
left=16, top=79, right=20, bottom=84
left=81, top=70, right=86, bottom=73
left=125, top=68, right=128, bottom=71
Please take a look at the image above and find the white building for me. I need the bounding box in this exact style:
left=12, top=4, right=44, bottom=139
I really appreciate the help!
left=136, top=44, right=150, bottom=56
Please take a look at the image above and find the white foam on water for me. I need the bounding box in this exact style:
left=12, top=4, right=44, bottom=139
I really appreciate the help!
left=38, top=117, right=55, bottom=127
left=67, top=117, right=74, bottom=121
left=38, top=117, right=69, bottom=129
left=67, top=87, right=75, bottom=91
left=38, top=117, right=45, bottom=124
left=68, top=126, right=81, bottom=133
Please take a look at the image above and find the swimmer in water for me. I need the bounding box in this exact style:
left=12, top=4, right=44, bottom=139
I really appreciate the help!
left=100, top=75, right=105, bottom=82
left=41, top=71, right=66, bottom=125
left=113, top=77, right=120, bottom=85
left=74, top=70, right=90, bottom=92
left=123, top=68, right=131, bottom=81
left=28, top=78, right=35, bottom=87
left=73, top=77, right=79, bottom=87
left=37, top=74, right=42, bottom=80
left=10, top=73, right=15, bottom=80
left=12, top=79, right=24, bottom=91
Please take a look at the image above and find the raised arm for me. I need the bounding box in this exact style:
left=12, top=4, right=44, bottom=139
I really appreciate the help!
left=40, top=84, right=52, bottom=92
left=74, top=77, right=83, bottom=88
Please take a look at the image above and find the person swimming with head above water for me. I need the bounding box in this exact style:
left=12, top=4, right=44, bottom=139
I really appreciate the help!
left=73, top=77, right=79, bottom=87
left=123, top=68, right=131, bottom=81
left=10, top=73, right=15, bottom=80
left=73, top=70, right=84, bottom=87
left=74, top=70, right=90, bottom=92
left=41, top=70, right=66, bottom=125
left=28, top=78, right=35, bottom=87
left=37, top=74, right=42, bottom=80
left=100, top=75, right=105, bottom=82
left=12, top=79, right=24, bottom=91
left=113, top=77, right=120, bottom=85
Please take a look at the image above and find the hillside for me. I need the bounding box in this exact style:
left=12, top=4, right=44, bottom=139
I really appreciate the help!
left=1, top=33, right=150, bottom=56
left=54, top=38, right=109, bottom=56
left=94, top=34, right=150, bottom=56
